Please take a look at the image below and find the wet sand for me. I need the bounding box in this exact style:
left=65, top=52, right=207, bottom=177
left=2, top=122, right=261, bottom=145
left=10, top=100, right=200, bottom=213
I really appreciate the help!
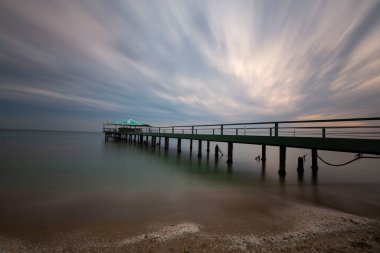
left=1, top=185, right=380, bottom=252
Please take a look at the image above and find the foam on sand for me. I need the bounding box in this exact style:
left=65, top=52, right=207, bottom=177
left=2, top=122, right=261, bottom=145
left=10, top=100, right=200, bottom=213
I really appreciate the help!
left=119, top=222, right=200, bottom=246
left=223, top=204, right=375, bottom=251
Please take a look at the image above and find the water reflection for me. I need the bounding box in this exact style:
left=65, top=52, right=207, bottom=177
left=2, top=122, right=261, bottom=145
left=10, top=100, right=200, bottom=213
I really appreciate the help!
left=298, top=172, right=304, bottom=183
left=103, top=138, right=327, bottom=191
left=312, top=170, right=318, bottom=185
left=261, top=161, right=266, bottom=183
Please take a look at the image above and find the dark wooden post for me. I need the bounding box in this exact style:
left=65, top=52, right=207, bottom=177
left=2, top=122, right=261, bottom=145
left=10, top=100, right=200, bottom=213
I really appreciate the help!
left=190, top=139, right=193, bottom=150
left=198, top=140, right=202, bottom=157
left=311, top=149, right=318, bottom=171
left=177, top=138, right=181, bottom=153
left=278, top=146, right=286, bottom=175
left=227, top=142, right=233, bottom=164
left=297, top=157, right=304, bottom=174
left=207, top=140, right=210, bottom=153
left=275, top=123, right=279, bottom=137
left=145, top=135, right=148, bottom=145
left=152, top=136, right=156, bottom=147
left=322, top=128, right=326, bottom=138
left=164, top=137, right=169, bottom=150
left=158, top=137, right=161, bottom=147
left=261, top=145, right=266, bottom=161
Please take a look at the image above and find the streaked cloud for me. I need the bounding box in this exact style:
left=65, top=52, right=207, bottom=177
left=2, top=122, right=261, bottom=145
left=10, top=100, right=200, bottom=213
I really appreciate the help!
left=0, top=0, right=379, bottom=130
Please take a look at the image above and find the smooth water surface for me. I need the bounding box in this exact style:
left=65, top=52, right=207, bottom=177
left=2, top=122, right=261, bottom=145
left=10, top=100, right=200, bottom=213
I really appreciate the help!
left=1, top=130, right=379, bottom=192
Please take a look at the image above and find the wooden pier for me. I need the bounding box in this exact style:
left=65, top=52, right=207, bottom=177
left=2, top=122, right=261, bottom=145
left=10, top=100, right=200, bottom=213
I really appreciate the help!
left=103, top=117, right=380, bottom=175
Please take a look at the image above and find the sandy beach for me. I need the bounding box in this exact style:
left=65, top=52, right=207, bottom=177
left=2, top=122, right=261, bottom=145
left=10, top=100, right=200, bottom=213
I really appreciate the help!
left=1, top=187, right=379, bottom=252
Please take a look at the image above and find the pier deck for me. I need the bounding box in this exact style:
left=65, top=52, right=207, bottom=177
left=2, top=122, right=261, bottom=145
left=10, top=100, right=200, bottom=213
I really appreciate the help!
left=103, top=117, right=380, bottom=174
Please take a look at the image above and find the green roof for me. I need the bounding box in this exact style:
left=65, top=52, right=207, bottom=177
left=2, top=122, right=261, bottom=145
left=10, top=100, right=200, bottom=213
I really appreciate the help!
left=114, top=119, right=147, bottom=125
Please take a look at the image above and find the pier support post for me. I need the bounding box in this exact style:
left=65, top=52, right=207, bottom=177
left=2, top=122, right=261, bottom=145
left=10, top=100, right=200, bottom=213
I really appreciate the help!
left=190, top=139, right=193, bottom=150
left=164, top=137, right=169, bottom=150
left=278, top=146, right=286, bottom=175
left=152, top=136, right=156, bottom=147
left=227, top=142, right=233, bottom=164
left=158, top=137, right=161, bottom=147
left=275, top=123, right=279, bottom=137
left=177, top=138, right=182, bottom=153
left=198, top=140, right=202, bottom=157
left=134, top=135, right=136, bottom=143
left=297, top=157, right=304, bottom=174
left=207, top=141, right=210, bottom=153
left=145, top=135, right=148, bottom=145
left=311, top=149, right=318, bottom=171
left=261, top=145, right=266, bottom=161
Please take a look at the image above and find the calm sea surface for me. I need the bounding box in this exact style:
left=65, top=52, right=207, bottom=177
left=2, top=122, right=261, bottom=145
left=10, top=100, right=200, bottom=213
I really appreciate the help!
left=1, top=130, right=379, bottom=190
left=1, top=130, right=380, bottom=218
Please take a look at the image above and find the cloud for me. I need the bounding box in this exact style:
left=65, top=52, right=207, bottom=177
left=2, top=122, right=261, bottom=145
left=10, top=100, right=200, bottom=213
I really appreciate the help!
left=0, top=0, right=379, bottom=130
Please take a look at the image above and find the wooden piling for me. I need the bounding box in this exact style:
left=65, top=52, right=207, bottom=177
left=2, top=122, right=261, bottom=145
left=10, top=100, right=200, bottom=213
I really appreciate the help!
left=207, top=141, right=210, bottom=153
left=261, top=145, right=266, bottom=161
left=297, top=157, right=304, bottom=173
left=198, top=140, right=202, bottom=157
left=227, top=142, right=233, bottom=164
left=278, top=146, right=286, bottom=175
left=190, top=139, right=193, bottom=150
left=311, top=149, right=318, bottom=171
left=275, top=123, right=279, bottom=137
left=177, top=138, right=181, bottom=153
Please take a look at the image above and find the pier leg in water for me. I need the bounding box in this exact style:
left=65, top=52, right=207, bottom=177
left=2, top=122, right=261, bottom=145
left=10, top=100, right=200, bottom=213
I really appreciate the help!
left=198, top=140, right=202, bottom=157
left=311, top=149, right=318, bottom=172
left=177, top=138, right=181, bottom=153
left=278, top=146, right=286, bottom=175
left=297, top=157, right=304, bottom=174
left=158, top=137, right=161, bottom=147
left=145, top=135, right=148, bottom=145
left=164, top=137, right=169, bottom=150
left=261, top=145, right=266, bottom=162
left=207, top=141, right=210, bottom=153
left=190, top=139, right=193, bottom=150
left=227, top=142, right=233, bottom=164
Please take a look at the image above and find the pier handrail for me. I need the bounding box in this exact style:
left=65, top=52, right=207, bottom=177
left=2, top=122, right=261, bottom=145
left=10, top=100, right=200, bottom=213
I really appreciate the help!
left=103, top=116, right=380, bottom=139
left=153, top=116, right=380, bottom=128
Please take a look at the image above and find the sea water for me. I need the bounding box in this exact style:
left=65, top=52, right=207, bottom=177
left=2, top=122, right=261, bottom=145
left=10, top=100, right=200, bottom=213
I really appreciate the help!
left=1, top=130, right=380, bottom=218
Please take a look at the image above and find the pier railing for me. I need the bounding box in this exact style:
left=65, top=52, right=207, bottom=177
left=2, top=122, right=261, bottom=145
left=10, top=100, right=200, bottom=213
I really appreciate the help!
left=103, top=117, right=380, bottom=139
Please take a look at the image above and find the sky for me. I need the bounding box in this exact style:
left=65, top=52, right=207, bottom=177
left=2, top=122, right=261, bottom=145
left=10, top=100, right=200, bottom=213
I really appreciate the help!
left=0, top=0, right=380, bottom=131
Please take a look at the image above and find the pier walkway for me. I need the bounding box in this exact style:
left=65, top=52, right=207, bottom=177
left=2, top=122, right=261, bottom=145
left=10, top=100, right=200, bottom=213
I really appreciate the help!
left=103, top=117, right=380, bottom=175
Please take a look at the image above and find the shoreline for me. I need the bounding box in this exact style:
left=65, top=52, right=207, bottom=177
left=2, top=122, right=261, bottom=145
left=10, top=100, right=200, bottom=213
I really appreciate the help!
left=1, top=188, right=380, bottom=252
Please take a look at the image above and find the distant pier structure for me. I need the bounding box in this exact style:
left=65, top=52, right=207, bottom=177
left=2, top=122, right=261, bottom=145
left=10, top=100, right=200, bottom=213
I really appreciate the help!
left=103, top=117, right=380, bottom=175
